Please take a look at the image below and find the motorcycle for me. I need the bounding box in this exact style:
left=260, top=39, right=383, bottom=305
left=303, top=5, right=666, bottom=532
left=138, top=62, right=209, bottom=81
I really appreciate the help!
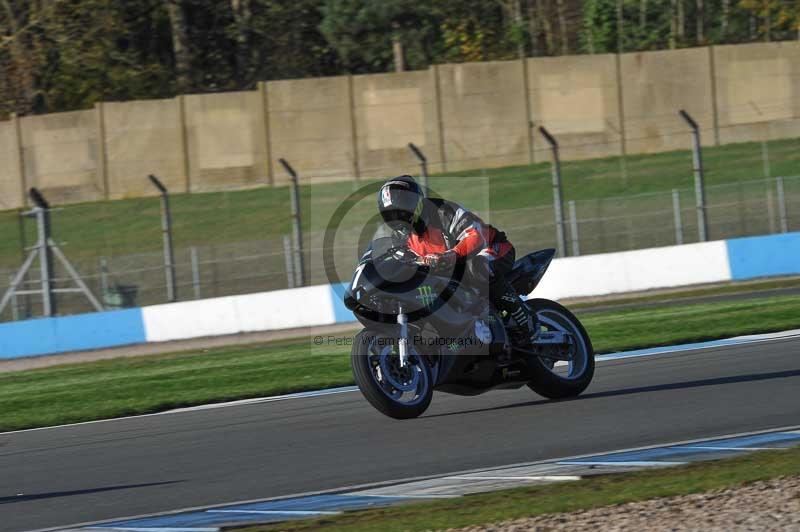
left=343, top=243, right=594, bottom=419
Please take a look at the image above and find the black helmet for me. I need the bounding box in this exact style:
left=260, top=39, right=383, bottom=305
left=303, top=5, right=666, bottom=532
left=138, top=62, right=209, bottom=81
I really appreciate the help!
left=377, top=175, right=424, bottom=228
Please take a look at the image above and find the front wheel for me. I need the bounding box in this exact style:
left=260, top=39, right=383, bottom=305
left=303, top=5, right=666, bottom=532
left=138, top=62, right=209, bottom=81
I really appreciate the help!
left=525, top=298, right=595, bottom=399
left=351, top=329, right=433, bottom=419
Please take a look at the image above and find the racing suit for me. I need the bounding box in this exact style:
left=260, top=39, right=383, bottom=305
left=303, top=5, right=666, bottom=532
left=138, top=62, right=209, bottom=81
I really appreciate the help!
left=403, top=198, right=534, bottom=338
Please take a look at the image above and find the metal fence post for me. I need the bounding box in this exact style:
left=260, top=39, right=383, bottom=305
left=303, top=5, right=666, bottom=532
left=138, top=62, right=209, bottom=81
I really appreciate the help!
left=766, top=187, right=777, bottom=234
left=8, top=274, right=18, bottom=321
left=408, top=143, right=429, bottom=191
left=30, top=189, right=56, bottom=316
left=672, top=189, right=684, bottom=245
left=190, top=246, right=201, bottom=299
left=278, top=159, right=305, bottom=287
left=538, top=127, right=568, bottom=256
left=0, top=188, right=102, bottom=317
left=148, top=175, right=177, bottom=302
left=17, top=207, right=31, bottom=318
left=568, top=200, right=580, bottom=256
left=95, top=102, right=110, bottom=199
left=11, top=113, right=28, bottom=207
left=99, top=257, right=109, bottom=304
left=282, top=234, right=295, bottom=289
left=776, top=177, right=788, bottom=233
left=678, top=110, right=709, bottom=242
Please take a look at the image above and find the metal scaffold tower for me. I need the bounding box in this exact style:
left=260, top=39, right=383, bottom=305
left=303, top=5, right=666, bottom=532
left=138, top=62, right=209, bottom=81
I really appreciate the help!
left=0, top=188, right=103, bottom=318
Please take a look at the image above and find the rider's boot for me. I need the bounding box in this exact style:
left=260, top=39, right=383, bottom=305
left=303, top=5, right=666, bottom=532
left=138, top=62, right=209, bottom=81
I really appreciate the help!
left=497, top=285, right=541, bottom=349
left=507, top=303, right=541, bottom=347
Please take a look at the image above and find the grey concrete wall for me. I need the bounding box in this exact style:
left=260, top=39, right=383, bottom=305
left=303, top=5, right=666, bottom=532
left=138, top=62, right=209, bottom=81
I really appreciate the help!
left=19, top=109, right=104, bottom=204
left=0, top=119, right=23, bottom=209
left=104, top=99, right=186, bottom=199
left=352, top=70, right=441, bottom=176
left=2, top=41, right=799, bottom=206
left=184, top=91, right=269, bottom=192
left=620, top=47, right=717, bottom=155
left=713, top=41, right=800, bottom=145
left=437, top=60, right=531, bottom=172
left=527, top=53, right=623, bottom=163
left=267, top=76, right=354, bottom=184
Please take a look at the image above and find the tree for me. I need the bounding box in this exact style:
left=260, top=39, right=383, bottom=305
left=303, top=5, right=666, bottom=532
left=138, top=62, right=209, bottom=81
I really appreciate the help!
left=230, top=0, right=253, bottom=79
left=4, top=0, right=800, bottom=121
left=581, top=0, right=675, bottom=53
left=319, top=0, right=442, bottom=73
left=165, top=0, right=192, bottom=91
left=739, top=0, right=800, bottom=42
left=581, top=0, right=617, bottom=52
left=1, top=0, right=44, bottom=114
left=239, top=0, right=342, bottom=82
left=496, top=0, right=526, bottom=57
left=1, top=0, right=175, bottom=116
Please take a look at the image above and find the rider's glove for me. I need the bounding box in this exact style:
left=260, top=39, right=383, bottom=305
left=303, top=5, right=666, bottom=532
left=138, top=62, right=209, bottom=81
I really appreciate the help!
left=422, top=251, right=458, bottom=271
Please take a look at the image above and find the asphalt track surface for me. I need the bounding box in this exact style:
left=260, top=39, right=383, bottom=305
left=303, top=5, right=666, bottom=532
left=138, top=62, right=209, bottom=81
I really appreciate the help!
left=2, top=336, right=799, bottom=532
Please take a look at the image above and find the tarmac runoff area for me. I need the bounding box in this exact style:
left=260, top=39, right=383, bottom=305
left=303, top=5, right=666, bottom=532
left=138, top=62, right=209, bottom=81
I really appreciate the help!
left=4, top=329, right=800, bottom=532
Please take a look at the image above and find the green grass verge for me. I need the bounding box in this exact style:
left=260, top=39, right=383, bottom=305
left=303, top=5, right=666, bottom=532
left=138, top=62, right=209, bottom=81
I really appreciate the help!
left=582, top=294, right=800, bottom=353
left=239, top=446, right=800, bottom=532
left=1, top=136, right=798, bottom=268
left=2, top=294, right=799, bottom=432
left=569, top=276, right=800, bottom=310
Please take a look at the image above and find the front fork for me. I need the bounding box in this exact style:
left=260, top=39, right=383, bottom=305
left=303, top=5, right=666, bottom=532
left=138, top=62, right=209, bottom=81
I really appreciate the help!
left=397, top=308, right=410, bottom=367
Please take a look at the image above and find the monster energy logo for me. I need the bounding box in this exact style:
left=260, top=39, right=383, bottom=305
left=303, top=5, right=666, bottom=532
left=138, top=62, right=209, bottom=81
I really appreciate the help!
left=416, top=285, right=436, bottom=308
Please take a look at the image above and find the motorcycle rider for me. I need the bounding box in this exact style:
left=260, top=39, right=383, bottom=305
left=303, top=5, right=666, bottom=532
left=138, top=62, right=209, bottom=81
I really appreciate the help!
left=376, top=175, right=539, bottom=347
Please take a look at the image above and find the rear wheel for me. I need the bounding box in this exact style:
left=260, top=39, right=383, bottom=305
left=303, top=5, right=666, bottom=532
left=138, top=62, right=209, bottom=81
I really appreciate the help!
left=351, top=329, right=433, bottom=419
left=525, top=299, right=594, bottom=399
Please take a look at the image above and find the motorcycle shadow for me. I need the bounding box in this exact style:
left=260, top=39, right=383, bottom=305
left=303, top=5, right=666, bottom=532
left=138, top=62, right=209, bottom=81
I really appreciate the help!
left=422, top=368, right=800, bottom=419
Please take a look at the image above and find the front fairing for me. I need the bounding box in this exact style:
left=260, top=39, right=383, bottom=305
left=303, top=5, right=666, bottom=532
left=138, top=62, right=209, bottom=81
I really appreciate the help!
left=344, top=235, right=478, bottom=326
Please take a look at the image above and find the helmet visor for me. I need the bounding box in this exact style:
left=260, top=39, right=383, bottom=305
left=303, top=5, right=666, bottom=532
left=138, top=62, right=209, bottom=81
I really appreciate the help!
left=379, top=187, right=421, bottom=225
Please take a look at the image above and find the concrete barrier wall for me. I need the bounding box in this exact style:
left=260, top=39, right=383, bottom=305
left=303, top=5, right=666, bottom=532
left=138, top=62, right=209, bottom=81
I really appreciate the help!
left=267, top=76, right=355, bottom=184
left=438, top=60, right=531, bottom=172
left=2, top=41, right=800, bottom=199
left=0, top=120, right=23, bottom=209
left=185, top=91, right=270, bottom=191
left=533, top=240, right=732, bottom=299
left=726, top=232, right=800, bottom=280
left=621, top=47, right=716, bottom=154
left=0, top=308, right=145, bottom=359
left=352, top=70, right=441, bottom=176
left=713, top=41, right=800, bottom=145
left=2, top=231, right=797, bottom=360
left=142, top=284, right=336, bottom=342
left=104, top=99, right=186, bottom=198
left=527, top=53, right=622, bottom=162
left=20, top=109, right=104, bottom=204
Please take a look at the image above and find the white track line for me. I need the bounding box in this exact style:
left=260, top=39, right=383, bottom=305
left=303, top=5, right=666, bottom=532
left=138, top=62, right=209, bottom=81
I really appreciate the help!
left=86, top=529, right=216, bottom=532
left=450, top=475, right=581, bottom=481
left=206, top=509, right=339, bottom=516
left=557, top=460, right=686, bottom=467
left=677, top=445, right=776, bottom=451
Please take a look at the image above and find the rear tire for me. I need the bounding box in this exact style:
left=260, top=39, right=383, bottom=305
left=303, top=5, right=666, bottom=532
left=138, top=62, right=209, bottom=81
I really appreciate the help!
left=525, top=299, right=595, bottom=399
left=351, top=329, right=433, bottom=419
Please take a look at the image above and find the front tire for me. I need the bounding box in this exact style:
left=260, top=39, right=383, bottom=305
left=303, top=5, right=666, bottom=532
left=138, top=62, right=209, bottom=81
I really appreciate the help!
left=525, top=298, right=595, bottom=399
left=351, top=329, right=433, bottom=419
